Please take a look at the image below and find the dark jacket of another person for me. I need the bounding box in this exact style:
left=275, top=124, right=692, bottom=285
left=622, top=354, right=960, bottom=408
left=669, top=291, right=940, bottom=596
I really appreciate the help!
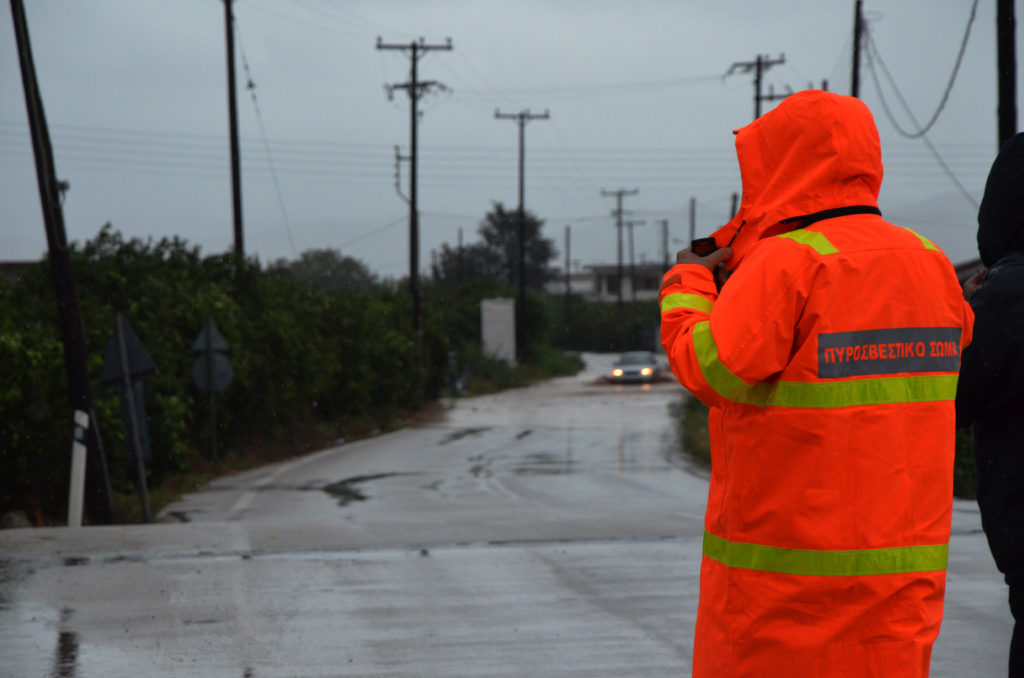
left=955, top=132, right=1024, bottom=586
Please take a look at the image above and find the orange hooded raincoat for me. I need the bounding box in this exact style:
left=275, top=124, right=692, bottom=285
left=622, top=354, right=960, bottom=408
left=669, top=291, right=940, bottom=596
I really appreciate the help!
left=660, top=90, right=973, bottom=677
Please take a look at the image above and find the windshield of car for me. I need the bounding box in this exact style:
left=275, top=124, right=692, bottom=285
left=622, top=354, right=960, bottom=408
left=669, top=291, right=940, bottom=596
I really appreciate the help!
left=618, top=352, right=654, bottom=365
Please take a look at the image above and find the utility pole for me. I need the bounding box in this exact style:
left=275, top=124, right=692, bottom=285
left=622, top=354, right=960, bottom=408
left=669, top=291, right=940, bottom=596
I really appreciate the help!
left=457, top=226, right=463, bottom=284
left=624, top=220, right=645, bottom=301
left=601, top=188, right=638, bottom=307
left=663, top=220, right=671, bottom=268
left=223, top=0, right=244, bottom=259
left=11, top=0, right=113, bottom=524
left=377, top=36, right=451, bottom=400
left=494, top=108, right=549, bottom=362
left=689, top=197, right=697, bottom=242
left=726, top=53, right=786, bottom=119
left=731, top=192, right=739, bottom=218
left=851, top=0, right=864, bottom=98
left=997, top=0, right=1017, bottom=147
left=564, top=225, right=571, bottom=326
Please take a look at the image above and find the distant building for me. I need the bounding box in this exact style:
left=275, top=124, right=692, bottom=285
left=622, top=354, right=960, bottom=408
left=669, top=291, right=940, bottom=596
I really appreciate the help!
left=0, top=261, right=36, bottom=284
left=545, top=262, right=666, bottom=303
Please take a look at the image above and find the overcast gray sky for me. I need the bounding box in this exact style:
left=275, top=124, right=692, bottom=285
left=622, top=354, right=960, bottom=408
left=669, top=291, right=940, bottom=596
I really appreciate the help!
left=1, top=1, right=1017, bottom=277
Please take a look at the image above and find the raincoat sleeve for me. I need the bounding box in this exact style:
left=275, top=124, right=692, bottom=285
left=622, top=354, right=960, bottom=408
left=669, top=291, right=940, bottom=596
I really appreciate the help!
left=659, top=241, right=806, bottom=408
left=956, top=256, right=1022, bottom=427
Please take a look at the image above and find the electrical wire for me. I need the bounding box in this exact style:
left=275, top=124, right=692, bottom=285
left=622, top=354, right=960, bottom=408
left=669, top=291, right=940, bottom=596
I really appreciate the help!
left=337, top=215, right=406, bottom=248
left=865, top=32, right=979, bottom=208
left=235, top=15, right=297, bottom=257
left=865, top=0, right=979, bottom=139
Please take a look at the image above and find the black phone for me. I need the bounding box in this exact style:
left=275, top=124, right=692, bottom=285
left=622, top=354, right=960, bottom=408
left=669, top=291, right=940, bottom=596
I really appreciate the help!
left=691, top=237, right=718, bottom=257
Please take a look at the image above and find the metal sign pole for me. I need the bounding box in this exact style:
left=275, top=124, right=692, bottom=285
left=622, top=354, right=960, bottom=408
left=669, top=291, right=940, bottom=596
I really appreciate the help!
left=207, top=320, right=217, bottom=461
left=117, top=314, right=150, bottom=522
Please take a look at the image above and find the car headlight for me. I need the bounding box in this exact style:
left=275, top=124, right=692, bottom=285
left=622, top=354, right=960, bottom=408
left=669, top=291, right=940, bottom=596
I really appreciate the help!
left=641, top=367, right=653, bottom=376
left=611, top=368, right=623, bottom=377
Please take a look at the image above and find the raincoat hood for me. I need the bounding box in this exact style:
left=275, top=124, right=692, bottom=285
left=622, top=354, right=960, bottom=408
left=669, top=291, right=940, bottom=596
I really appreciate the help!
left=977, top=132, right=1024, bottom=267
left=709, top=89, right=883, bottom=269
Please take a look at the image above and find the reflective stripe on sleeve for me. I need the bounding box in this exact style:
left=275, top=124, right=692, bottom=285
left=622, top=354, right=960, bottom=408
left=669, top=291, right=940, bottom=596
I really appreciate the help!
left=703, top=531, right=949, bottom=576
left=692, top=321, right=753, bottom=400
left=661, top=293, right=713, bottom=315
left=692, top=321, right=958, bottom=408
left=741, top=373, right=959, bottom=408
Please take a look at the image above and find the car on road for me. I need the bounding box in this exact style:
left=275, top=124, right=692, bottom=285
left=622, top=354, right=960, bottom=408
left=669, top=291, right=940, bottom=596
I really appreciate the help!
left=606, top=350, right=661, bottom=384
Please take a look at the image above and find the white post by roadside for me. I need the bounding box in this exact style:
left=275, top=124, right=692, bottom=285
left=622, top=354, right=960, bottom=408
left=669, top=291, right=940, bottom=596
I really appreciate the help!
left=67, top=409, right=89, bottom=527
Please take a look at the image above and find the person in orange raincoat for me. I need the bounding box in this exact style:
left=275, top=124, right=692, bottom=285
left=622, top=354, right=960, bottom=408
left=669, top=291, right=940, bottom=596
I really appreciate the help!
left=660, top=90, right=974, bottom=677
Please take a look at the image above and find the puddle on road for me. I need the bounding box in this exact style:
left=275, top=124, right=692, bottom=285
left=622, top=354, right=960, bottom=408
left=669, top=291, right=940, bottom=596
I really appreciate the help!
left=512, top=452, right=578, bottom=475
left=437, top=427, right=490, bottom=445
left=323, top=472, right=417, bottom=506
left=51, top=607, right=78, bottom=678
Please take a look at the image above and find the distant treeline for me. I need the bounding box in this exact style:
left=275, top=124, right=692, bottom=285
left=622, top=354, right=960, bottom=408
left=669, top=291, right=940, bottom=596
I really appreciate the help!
left=0, top=221, right=658, bottom=523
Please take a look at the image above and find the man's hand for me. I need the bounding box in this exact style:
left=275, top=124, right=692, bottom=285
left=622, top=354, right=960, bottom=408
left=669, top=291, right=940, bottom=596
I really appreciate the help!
left=675, top=246, right=733, bottom=271
left=963, top=267, right=987, bottom=301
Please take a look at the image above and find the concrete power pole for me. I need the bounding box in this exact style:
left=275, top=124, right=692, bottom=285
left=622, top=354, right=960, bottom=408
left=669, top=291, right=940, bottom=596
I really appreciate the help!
left=726, top=53, right=786, bottom=119
left=377, top=36, right=451, bottom=402
left=601, top=188, right=638, bottom=307
left=223, top=0, right=244, bottom=259
left=997, top=0, right=1018, bottom=146
left=495, top=108, right=549, bottom=361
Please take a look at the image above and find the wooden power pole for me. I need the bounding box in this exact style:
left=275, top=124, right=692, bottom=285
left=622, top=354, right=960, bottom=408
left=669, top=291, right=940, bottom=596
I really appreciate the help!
left=997, top=0, right=1018, bottom=146
left=601, top=188, right=639, bottom=307
left=377, top=36, right=451, bottom=399
left=727, top=53, right=786, bottom=119
left=495, top=108, right=549, bottom=362
left=223, top=0, right=244, bottom=258
left=10, top=0, right=113, bottom=524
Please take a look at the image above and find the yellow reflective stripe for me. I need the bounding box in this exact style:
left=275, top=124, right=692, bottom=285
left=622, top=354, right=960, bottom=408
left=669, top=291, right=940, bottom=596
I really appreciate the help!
left=703, top=531, right=949, bottom=577
left=692, top=321, right=753, bottom=399
left=902, top=227, right=939, bottom=251
left=736, top=373, right=959, bottom=408
left=776, top=230, right=839, bottom=255
left=661, top=293, right=713, bottom=315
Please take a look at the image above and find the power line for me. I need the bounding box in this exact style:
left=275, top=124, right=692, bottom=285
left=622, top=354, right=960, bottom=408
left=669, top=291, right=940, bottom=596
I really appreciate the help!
left=337, top=215, right=406, bottom=248
left=864, top=0, right=979, bottom=139
left=235, top=16, right=296, bottom=258
left=865, top=32, right=978, bottom=208
left=454, top=73, right=722, bottom=100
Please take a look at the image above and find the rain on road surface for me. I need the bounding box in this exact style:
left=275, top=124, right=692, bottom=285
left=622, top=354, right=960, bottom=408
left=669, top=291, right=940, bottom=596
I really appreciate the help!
left=0, top=353, right=1012, bottom=677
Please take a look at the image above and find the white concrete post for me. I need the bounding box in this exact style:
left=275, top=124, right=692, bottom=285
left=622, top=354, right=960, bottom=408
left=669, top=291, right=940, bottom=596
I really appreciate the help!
left=66, top=409, right=89, bottom=527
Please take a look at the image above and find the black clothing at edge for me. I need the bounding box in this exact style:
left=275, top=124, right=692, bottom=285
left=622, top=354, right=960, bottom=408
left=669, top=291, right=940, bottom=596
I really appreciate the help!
left=955, top=131, right=1024, bottom=678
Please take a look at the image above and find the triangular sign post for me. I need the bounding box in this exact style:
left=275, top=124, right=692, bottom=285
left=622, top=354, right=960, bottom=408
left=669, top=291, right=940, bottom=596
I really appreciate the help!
left=99, top=313, right=155, bottom=522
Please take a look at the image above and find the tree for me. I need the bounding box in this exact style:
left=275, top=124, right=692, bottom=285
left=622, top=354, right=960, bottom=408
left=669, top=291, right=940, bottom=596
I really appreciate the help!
left=434, top=202, right=556, bottom=290
left=268, top=248, right=377, bottom=294
left=432, top=241, right=503, bottom=286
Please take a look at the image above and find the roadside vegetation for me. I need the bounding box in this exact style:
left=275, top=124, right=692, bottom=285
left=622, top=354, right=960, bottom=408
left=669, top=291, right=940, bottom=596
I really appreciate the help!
left=1, top=205, right=658, bottom=525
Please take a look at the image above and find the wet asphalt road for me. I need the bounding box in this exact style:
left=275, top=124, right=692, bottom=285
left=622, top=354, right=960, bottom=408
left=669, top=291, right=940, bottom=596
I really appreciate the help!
left=0, top=353, right=1013, bottom=677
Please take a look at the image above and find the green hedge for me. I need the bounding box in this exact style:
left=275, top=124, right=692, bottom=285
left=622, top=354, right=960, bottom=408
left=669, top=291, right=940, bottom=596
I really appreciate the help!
left=0, top=226, right=567, bottom=523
